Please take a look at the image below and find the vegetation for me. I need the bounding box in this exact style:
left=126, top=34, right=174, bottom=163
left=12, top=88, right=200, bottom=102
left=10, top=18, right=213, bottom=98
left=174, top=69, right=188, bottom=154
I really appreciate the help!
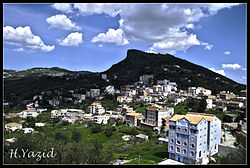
left=4, top=122, right=169, bottom=164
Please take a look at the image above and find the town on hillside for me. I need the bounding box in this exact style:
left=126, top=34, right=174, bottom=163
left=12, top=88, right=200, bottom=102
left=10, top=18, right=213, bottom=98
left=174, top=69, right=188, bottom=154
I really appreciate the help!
left=4, top=74, right=247, bottom=165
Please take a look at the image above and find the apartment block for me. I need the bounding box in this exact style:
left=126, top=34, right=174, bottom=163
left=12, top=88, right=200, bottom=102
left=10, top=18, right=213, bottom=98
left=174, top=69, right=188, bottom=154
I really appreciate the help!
left=168, top=112, right=221, bottom=164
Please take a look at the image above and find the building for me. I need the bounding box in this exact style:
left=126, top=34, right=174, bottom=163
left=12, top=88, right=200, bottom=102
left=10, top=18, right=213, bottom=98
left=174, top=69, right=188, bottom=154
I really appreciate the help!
left=18, top=109, right=39, bottom=118
left=5, top=123, right=22, bottom=132
left=93, top=115, right=110, bottom=124
left=86, top=89, right=100, bottom=98
left=48, top=99, right=60, bottom=107
left=105, top=85, right=115, bottom=95
left=206, top=99, right=213, bottom=109
left=168, top=112, right=221, bottom=164
left=141, top=105, right=174, bottom=131
left=102, top=74, right=107, bottom=80
left=72, top=93, right=85, bottom=100
left=220, top=91, right=236, bottom=100
left=117, top=96, right=133, bottom=103
left=188, top=87, right=197, bottom=96
left=35, top=122, right=45, bottom=127
left=125, top=112, right=143, bottom=127
left=88, top=102, right=105, bottom=115
left=22, top=128, right=35, bottom=134
left=139, top=75, right=153, bottom=85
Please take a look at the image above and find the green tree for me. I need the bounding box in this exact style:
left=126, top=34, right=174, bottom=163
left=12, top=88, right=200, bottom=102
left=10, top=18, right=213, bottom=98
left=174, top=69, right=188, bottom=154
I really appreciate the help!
left=71, top=129, right=82, bottom=143
left=197, top=98, right=207, bottom=113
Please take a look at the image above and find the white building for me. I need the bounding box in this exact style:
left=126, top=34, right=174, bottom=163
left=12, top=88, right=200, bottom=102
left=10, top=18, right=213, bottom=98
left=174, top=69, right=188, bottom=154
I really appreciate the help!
left=188, top=87, right=197, bottom=96
left=35, top=122, right=45, bottom=127
left=86, top=89, right=100, bottom=98
left=105, top=85, right=115, bottom=95
left=22, top=128, right=35, bottom=134
left=139, top=75, right=153, bottom=85
left=5, top=123, right=22, bottom=132
left=72, top=93, right=85, bottom=100
left=168, top=112, right=221, bottom=164
left=88, top=102, right=105, bottom=115
left=18, top=109, right=39, bottom=118
left=102, top=74, right=107, bottom=80
left=49, top=99, right=60, bottom=107
left=93, top=115, right=110, bottom=124
left=206, top=99, right=213, bottom=109
left=117, top=96, right=133, bottom=103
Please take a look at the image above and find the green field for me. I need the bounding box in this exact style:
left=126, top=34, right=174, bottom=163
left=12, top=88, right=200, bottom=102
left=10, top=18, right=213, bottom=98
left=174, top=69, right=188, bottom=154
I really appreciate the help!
left=4, top=119, right=168, bottom=164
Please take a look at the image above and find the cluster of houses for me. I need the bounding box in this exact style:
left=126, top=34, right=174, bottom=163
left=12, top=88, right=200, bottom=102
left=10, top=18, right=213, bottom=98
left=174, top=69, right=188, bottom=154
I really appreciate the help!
left=4, top=73, right=246, bottom=164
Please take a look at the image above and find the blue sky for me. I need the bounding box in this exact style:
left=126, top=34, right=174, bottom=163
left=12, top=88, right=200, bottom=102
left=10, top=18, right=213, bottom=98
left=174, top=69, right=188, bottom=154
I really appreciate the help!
left=3, top=3, right=246, bottom=84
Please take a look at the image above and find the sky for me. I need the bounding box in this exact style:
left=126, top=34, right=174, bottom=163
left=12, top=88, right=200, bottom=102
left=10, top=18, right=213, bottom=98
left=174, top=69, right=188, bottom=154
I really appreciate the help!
left=3, top=3, right=247, bottom=84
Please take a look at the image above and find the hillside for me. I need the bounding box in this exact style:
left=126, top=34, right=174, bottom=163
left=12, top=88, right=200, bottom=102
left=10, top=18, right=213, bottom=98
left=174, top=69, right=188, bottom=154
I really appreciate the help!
left=4, top=49, right=246, bottom=101
left=104, top=49, right=245, bottom=94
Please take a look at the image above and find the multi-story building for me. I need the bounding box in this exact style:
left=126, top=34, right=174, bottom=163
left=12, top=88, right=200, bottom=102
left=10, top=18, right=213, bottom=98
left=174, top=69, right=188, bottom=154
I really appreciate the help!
left=141, top=104, right=174, bottom=131
left=168, top=112, right=221, bottom=164
left=86, top=89, right=100, bottom=98
left=125, top=112, right=143, bottom=127
left=88, top=102, right=105, bottom=115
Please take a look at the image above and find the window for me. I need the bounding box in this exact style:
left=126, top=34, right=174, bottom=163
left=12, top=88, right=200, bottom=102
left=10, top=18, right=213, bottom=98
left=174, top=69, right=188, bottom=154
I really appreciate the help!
left=200, top=128, right=202, bottom=132
left=203, top=150, right=206, bottom=153
left=200, top=135, right=202, bottom=138
left=211, top=138, right=213, bottom=141
left=183, top=149, right=187, bottom=155
left=190, top=151, right=194, bottom=157
left=183, top=141, right=187, bottom=146
left=177, top=127, right=181, bottom=131
left=215, top=144, right=217, bottom=150
left=200, top=143, right=202, bottom=146
left=176, top=147, right=180, bottom=153
left=204, top=141, right=206, bottom=144
left=170, top=146, right=173, bottom=151
left=184, top=128, right=188, bottom=132
left=190, top=136, right=195, bottom=141
left=199, top=151, right=201, bottom=157
left=215, top=137, right=217, bottom=140
left=176, top=140, right=181, bottom=145
left=191, top=143, right=195, bottom=148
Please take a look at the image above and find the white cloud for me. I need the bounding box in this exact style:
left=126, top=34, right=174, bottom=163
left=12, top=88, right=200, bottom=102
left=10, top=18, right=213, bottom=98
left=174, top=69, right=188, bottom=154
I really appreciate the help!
left=148, top=28, right=201, bottom=54
left=71, top=3, right=240, bottom=52
left=201, top=42, right=213, bottom=50
left=73, top=3, right=123, bottom=17
left=3, top=26, right=55, bottom=52
left=13, top=48, right=25, bottom=52
left=185, top=23, right=195, bottom=29
left=46, top=14, right=81, bottom=31
left=145, top=50, right=158, bottom=54
left=98, top=44, right=103, bottom=47
left=209, top=68, right=226, bottom=76
left=224, top=51, right=231, bottom=55
left=91, top=28, right=129, bottom=46
left=222, top=63, right=241, bottom=70
left=58, top=32, right=83, bottom=47
left=52, top=3, right=73, bottom=13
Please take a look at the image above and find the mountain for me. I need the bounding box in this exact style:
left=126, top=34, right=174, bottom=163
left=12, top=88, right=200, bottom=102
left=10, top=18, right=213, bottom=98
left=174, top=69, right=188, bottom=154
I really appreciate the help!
left=4, top=49, right=245, bottom=101
left=3, top=67, right=93, bottom=79
left=104, top=49, right=245, bottom=94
